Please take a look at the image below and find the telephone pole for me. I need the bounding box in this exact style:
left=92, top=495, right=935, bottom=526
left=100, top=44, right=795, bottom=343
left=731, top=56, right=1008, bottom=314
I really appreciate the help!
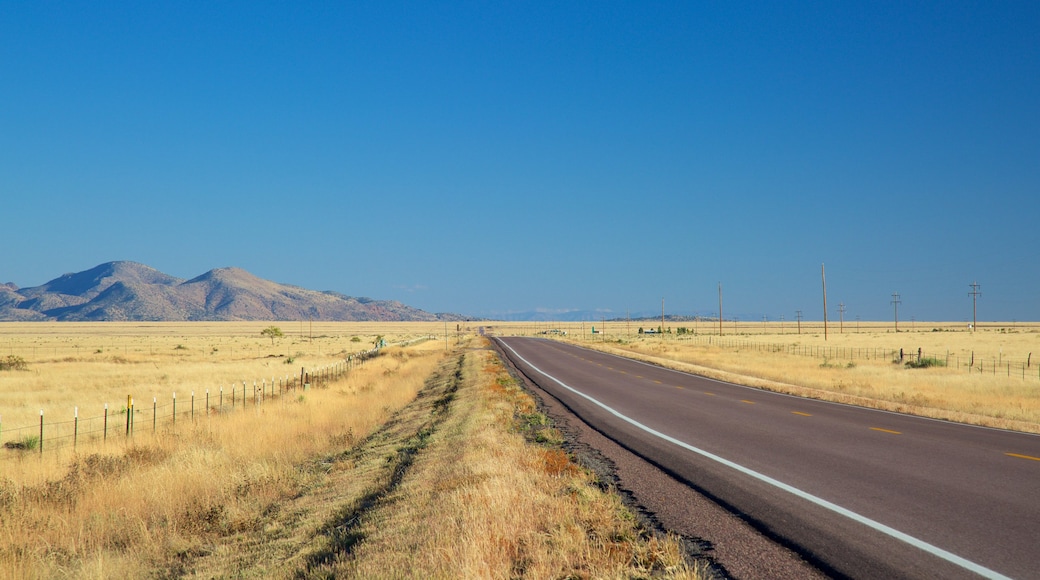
left=718, top=282, right=723, bottom=336
left=969, top=281, right=981, bottom=332
left=891, top=292, right=901, bottom=331
left=821, top=263, right=828, bottom=341
left=838, top=302, right=846, bottom=333
left=796, top=310, right=803, bottom=334
left=661, top=297, right=665, bottom=337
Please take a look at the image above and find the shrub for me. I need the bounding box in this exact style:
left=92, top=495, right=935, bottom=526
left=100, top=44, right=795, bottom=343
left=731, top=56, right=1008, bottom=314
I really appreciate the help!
left=0, top=355, right=28, bottom=371
left=906, top=357, right=946, bottom=369
left=3, top=435, right=39, bottom=451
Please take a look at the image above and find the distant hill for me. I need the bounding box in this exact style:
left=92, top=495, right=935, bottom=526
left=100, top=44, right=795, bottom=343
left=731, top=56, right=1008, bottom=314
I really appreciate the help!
left=0, top=261, right=466, bottom=322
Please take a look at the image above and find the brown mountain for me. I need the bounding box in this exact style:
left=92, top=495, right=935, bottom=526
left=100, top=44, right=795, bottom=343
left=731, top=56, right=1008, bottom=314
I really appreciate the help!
left=0, top=261, right=463, bottom=322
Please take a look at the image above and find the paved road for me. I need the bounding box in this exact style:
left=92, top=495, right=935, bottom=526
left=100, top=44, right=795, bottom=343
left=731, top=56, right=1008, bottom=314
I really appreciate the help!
left=495, top=337, right=1040, bottom=580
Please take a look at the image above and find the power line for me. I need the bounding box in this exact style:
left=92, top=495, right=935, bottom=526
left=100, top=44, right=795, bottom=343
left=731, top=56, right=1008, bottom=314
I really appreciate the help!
left=891, top=292, right=902, bottom=331
left=969, top=281, right=981, bottom=332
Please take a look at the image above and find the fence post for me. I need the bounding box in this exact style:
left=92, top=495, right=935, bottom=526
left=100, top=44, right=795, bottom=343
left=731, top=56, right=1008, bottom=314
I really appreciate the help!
left=104, top=404, right=108, bottom=442
left=206, top=389, right=210, bottom=418
left=173, top=392, right=177, bottom=427
left=126, top=396, right=131, bottom=436
left=191, top=391, right=195, bottom=423
left=74, top=407, right=78, bottom=449
left=130, top=397, right=134, bottom=436
left=40, top=410, right=44, bottom=455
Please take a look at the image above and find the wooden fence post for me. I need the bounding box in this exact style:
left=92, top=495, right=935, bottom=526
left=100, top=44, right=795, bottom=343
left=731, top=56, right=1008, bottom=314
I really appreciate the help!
left=40, top=410, right=44, bottom=455
left=74, top=407, right=78, bottom=449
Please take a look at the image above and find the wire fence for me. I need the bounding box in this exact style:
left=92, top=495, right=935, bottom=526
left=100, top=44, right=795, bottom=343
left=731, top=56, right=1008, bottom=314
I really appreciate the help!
left=0, top=347, right=386, bottom=456
left=567, top=333, right=1040, bottom=383
left=682, top=335, right=1040, bottom=381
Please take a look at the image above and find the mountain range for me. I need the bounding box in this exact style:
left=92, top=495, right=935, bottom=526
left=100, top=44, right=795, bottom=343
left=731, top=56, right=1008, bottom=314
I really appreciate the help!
left=0, top=261, right=464, bottom=322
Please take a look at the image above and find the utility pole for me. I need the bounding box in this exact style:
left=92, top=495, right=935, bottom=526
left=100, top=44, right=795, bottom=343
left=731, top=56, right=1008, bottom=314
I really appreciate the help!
left=821, top=263, right=828, bottom=341
left=969, top=281, right=981, bottom=332
left=718, top=282, right=723, bottom=336
left=661, top=297, right=665, bottom=337
left=780, top=314, right=785, bottom=335
left=796, top=310, right=803, bottom=334
left=891, top=292, right=901, bottom=331
left=838, top=302, right=846, bottom=333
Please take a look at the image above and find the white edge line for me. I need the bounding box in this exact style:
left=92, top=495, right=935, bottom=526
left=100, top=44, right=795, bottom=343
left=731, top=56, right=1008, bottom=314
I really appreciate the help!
left=500, top=338, right=1011, bottom=580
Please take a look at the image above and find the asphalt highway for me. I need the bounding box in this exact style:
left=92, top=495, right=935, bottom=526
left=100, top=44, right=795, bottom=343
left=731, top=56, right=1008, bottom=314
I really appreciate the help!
left=495, top=337, right=1040, bottom=580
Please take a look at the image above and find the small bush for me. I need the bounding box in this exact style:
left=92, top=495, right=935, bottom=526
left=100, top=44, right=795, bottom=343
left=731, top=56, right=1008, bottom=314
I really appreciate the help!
left=906, top=357, right=946, bottom=369
left=0, top=355, right=28, bottom=371
left=3, top=435, right=40, bottom=451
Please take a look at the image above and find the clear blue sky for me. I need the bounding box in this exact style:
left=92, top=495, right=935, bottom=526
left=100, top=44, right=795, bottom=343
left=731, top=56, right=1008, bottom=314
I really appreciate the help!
left=2, top=2, right=1037, bottom=321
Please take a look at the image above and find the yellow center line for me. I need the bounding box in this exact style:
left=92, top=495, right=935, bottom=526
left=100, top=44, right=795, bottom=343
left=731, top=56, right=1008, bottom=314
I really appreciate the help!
left=871, top=427, right=902, bottom=435
left=792, top=411, right=812, bottom=417
left=654, top=380, right=663, bottom=384
left=741, top=400, right=756, bottom=405
left=703, top=392, right=716, bottom=396
left=1006, top=452, right=1040, bottom=462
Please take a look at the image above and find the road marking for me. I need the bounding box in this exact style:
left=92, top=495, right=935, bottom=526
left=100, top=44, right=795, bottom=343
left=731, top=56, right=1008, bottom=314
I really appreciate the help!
left=703, top=392, right=716, bottom=396
left=740, top=399, right=756, bottom=405
left=1006, top=452, right=1040, bottom=462
left=499, top=339, right=1011, bottom=580
left=871, top=427, right=902, bottom=435
left=792, top=411, right=812, bottom=417
left=654, top=380, right=663, bottom=384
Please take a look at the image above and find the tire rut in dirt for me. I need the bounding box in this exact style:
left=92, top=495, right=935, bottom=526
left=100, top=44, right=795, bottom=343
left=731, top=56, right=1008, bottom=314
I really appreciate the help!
left=295, top=354, right=464, bottom=578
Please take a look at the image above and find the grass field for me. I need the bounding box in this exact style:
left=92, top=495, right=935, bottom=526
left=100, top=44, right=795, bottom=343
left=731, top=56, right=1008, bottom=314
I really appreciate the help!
left=0, top=323, right=700, bottom=579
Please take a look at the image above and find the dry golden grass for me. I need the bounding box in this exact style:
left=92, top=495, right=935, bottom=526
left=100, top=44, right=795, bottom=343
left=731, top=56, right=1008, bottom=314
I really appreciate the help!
left=0, top=323, right=701, bottom=579
left=0, top=323, right=449, bottom=579
left=0, top=321, right=454, bottom=438
left=333, top=346, right=701, bottom=579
